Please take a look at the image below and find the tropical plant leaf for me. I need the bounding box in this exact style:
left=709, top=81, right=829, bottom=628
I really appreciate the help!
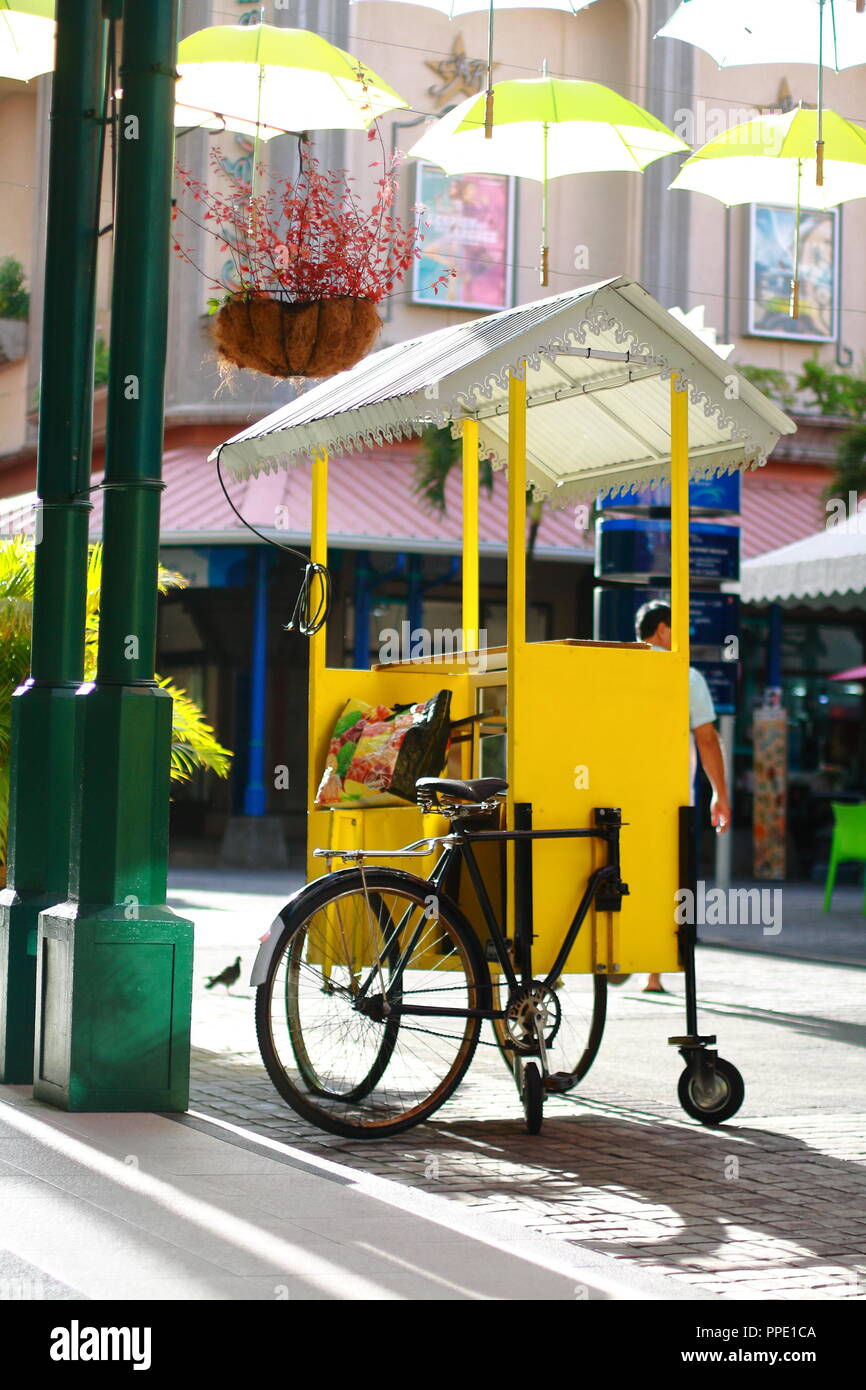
left=824, top=422, right=866, bottom=505
left=0, top=539, right=232, bottom=870
left=158, top=676, right=232, bottom=782
left=413, top=426, right=494, bottom=516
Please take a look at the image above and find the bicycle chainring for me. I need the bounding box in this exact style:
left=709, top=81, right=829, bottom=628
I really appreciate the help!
left=504, top=982, right=562, bottom=1053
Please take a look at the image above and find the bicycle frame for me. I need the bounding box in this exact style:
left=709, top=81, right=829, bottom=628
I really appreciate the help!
left=350, top=805, right=629, bottom=1026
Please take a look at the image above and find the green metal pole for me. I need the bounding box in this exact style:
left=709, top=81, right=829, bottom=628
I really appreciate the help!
left=35, top=0, right=193, bottom=1112
left=0, top=0, right=107, bottom=1082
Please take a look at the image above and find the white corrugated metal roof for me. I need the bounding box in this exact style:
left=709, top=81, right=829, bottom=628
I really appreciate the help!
left=213, top=276, right=796, bottom=505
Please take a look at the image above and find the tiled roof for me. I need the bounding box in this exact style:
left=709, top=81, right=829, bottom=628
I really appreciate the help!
left=0, top=446, right=829, bottom=567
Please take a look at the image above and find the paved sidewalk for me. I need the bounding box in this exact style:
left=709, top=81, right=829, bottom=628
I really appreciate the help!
left=0, top=1086, right=676, bottom=1301
left=189, top=1052, right=866, bottom=1303
left=699, top=880, right=866, bottom=966
left=170, top=867, right=866, bottom=1303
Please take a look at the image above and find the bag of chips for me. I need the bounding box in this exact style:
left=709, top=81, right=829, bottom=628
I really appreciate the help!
left=315, top=690, right=451, bottom=807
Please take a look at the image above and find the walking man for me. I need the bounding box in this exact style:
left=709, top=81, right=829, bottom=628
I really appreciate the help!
left=636, top=600, right=732, bottom=992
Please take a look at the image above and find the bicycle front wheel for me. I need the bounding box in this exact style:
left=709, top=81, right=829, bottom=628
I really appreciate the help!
left=256, top=868, right=489, bottom=1139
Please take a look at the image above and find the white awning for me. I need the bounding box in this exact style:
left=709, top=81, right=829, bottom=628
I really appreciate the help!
left=214, top=276, right=796, bottom=506
left=741, top=510, right=866, bottom=605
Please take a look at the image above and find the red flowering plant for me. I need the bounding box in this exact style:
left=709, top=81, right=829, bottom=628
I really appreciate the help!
left=173, top=144, right=454, bottom=378
left=174, top=146, right=455, bottom=307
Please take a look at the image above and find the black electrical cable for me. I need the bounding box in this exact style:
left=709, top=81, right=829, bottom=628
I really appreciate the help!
left=215, top=446, right=332, bottom=636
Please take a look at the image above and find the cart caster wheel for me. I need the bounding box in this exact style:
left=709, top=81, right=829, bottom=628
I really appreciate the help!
left=678, top=1057, right=744, bottom=1126
left=522, top=1062, right=544, bottom=1134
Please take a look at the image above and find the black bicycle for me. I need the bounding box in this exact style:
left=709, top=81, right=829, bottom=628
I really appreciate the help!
left=254, top=776, right=744, bottom=1139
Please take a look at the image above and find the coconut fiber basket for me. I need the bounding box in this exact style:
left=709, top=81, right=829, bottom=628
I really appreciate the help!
left=213, top=296, right=381, bottom=379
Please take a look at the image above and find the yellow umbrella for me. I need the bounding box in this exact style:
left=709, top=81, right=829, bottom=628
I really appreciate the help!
left=410, top=74, right=687, bottom=284
left=174, top=23, right=408, bottom=142
left=657, top=0, right=866, bottom=184
left=670, top=106, right=866, bottom=317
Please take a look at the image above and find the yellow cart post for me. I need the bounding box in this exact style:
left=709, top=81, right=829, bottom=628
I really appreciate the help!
left=223, top=275, right=796, bottom=1138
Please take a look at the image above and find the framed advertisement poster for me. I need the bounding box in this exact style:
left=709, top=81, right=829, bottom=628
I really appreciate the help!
left=747, top=203, right=839, bottom=342
left=412, top=163, right=514, bottom=311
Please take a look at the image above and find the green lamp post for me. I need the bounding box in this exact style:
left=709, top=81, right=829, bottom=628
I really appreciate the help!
left=35, top=0, right=194, bottom=1111
left=0, top=0, right=107, bottom=1083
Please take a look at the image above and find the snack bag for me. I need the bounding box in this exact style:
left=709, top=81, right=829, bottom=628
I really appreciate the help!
left=314, top=692, right=451, bottom=806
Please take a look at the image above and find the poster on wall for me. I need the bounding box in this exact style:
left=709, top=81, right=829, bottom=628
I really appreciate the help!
left=412, top=163, right=514, bottom=311
left=747, top=203, right=838, bottom=342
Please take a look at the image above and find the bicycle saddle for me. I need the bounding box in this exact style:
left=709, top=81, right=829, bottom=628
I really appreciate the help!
left=416, top=777, right=508, bottom=804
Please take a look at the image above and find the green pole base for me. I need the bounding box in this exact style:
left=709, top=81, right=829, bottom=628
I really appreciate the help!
left=0, top=682, right=85, bottom=1084
left=0, top=893, right=40, bottom=1083
left=34, top=900, right=193, bottom=1112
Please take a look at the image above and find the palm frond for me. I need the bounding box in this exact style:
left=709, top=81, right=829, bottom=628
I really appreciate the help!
left=158, top=675, right=232, bottom=781
left=413, top=427, right=494, bottom=516
left=0, top=535, right=35, bottom=599
left=0, top=539, right=232, bottom=872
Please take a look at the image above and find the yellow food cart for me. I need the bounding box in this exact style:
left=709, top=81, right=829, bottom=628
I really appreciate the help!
left=221, top=275, right=795, bottom=1139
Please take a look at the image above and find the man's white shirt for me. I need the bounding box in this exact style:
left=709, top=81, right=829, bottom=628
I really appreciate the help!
left=649, top=645, right=716, bottom=797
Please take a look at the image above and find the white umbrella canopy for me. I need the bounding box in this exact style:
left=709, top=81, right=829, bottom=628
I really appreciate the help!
left=0, top=0, right=54, bottom=82
left=658, top=0, right=866, bottom=71
left=741, top=511, right=866, bottom=604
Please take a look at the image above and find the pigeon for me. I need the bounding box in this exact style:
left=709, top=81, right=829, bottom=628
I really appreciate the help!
left=205, top=956, right=241, bottom=993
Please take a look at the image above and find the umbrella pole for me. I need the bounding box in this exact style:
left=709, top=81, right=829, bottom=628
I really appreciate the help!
left=484, top=0, right=494, bottom=138
left=816, top=0, right=825, bottom=185
left=248, top=10, right=265, bottom=239
left=790, top=159, right=803, bottom=320
left=540, top=123, right=549, bottom=287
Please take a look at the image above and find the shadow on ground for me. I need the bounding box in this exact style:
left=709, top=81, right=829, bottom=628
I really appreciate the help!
left=189, top=1046, right=865, bottom=1296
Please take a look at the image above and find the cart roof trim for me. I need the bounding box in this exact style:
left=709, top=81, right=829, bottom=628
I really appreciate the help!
left=213, top=276, right=796, bottom=505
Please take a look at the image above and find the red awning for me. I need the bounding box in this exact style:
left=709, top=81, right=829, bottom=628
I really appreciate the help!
left=739, top=469, right=827, bottom=560
left=0, top=446, right=831, bottom=567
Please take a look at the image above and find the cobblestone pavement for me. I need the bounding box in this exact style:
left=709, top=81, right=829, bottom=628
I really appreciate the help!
left=176, top=872, right=866, bottom=1302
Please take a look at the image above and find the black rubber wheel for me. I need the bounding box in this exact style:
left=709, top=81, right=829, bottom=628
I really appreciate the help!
left=491, top=974, right=607, bottom=1088
left=256, top=868, right=490, bottom=1139
left=521, top=1061, right=543, bottom=1135
left=678, top=1056, right=744, bottom=1126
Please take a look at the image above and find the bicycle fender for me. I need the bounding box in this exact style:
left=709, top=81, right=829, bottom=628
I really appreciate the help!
left=250, top=920, right=285, bottom=987
left=248, top=870, right=364, bottom=986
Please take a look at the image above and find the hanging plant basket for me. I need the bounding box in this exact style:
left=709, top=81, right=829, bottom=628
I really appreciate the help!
left=175, top=146, right=454, bottom=381
left=212, top=295, right=382, bottom=380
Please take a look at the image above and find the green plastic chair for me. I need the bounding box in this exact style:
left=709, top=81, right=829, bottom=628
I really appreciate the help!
left=823, top=802, right=866, bottom=913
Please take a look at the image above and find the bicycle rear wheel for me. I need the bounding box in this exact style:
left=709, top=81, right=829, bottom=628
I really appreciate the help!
left=256, top=868, right=489, bottom=1139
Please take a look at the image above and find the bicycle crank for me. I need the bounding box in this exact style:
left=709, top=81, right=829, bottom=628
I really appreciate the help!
left=504, top=982, right=562, bottom=1055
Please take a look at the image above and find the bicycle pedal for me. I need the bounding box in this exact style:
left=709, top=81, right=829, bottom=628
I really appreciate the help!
left=543, top=1071, right=576, bottom=1094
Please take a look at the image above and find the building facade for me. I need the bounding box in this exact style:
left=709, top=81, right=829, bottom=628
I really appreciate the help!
left=1, top=0, right=865, bottom=874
